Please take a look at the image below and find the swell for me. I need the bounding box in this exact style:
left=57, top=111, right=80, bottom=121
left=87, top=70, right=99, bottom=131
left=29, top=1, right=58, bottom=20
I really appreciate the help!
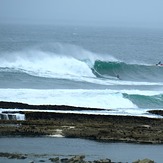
left=123, top=93, right=163, bottom=109
left=0, top=68, right=95, bottom=89
left=93, top=60, right=163, bottom=82
left=0, top=47, right=163, bottom=85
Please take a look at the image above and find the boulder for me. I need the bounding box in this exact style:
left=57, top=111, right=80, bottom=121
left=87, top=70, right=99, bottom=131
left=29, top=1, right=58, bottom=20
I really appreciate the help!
left=132, top=158, right=154, bottom=163
left=93, top=159, right=111, bottom=163
left=68, top=155, right=85, bottom=163
left=49, top=157, right=60, bottom=162
left=61, top=158, right=69, bottom=163
left=29, top=161, right=35, bottom=163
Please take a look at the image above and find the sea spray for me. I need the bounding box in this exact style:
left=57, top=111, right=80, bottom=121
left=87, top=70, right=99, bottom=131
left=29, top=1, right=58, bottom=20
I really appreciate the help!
left=0, top=89, right=137, bottom=109
left=0, top=48, right=163, bottom=86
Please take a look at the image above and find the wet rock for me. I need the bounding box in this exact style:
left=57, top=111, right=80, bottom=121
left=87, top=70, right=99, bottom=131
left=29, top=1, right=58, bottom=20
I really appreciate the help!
left=8, top=154, right=27, bottom=159
left=1, top=102, right=163, bottom=144
left=68, top=155, right=85, bottom=162
left=61, top=158, right=69, bottom=163
left=8, top=114, right=17, bottom=120
left=0, top=114, right=8, bottom=120
left=29, top=161, right=35, bottom=163
left=0, top=101, right=104, bottom=111
left=0, top=152, right=27, bottom=159
left=132, top=158, right=154, bottom=163
left=49, top=157, right=60, bottom=162
left=93, top=158, right=111, bottom=163
left=148, top=110, right=163, bottom=116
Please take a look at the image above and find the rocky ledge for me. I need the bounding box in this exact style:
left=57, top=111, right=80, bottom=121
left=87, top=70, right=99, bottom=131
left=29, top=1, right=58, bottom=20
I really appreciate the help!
left=148, top=110, right=163, bottom=116
left=1, top=111, right=163, bottom=144
left=0, top=153, right=155, bottom=163
left=0, top=101, right=163, bottom=144
left=0, top=101, right=104, bottom=111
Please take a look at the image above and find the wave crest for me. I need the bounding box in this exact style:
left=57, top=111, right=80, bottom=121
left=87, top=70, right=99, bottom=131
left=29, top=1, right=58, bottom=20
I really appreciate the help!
left=93, top=60, right=163, bottom=82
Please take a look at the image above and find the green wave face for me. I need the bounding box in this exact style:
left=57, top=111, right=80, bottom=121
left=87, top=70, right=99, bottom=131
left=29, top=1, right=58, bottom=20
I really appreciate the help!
left=93, top=60, right=163, bottom=82
left=123, top=93, right=163, bottom=109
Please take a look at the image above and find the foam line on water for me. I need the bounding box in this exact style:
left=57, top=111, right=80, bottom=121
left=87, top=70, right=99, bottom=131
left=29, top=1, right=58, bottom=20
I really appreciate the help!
left=0, top=89, right=137, bottom=109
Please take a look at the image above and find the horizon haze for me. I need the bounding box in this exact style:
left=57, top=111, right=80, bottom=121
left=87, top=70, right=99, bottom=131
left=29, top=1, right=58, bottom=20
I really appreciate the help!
left=0, top=0, right=163, bottom=28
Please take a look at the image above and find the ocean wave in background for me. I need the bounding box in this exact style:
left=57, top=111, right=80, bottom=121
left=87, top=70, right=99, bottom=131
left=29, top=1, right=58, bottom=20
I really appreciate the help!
left=0, top=88, right=163, bottom=117
left=93, top=60, right=163, bottom=82
left=0, top=25, right=163, bottom=117
left=0, top=44, right=163, bottom=87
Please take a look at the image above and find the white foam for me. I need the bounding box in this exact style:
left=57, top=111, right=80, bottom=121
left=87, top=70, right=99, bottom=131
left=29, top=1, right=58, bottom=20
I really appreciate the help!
left=0, top=89, right=137, bottom=109
left=0, top=50, right=94, bottom=78
left=114, top=89, right=163, bottom=96
left=48, top=134, right=64, bottom=138
left=15, top=113, right=25, bottom=120
left=0, top=108, right=161, bottom=119
left=0, top=44, right=106, bottom=80
left=1, top=88, right=163, bottom=118
left=1, top=48, right=163, bottom=86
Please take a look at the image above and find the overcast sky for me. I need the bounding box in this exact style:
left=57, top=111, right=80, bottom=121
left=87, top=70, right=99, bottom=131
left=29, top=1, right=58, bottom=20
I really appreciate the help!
left=0, top=0, right=163, bottom=28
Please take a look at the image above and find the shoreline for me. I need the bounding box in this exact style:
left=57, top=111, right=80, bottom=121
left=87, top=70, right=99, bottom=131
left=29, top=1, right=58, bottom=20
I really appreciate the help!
left=0, top=101, right=163, bottom=144
left=0, top=152, right=156, bottom=163
left=0, top=102, right=163, bottom=163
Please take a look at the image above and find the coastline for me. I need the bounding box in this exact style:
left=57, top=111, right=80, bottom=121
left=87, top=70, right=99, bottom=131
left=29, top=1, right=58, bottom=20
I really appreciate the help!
left=0, top=152, right=156, bottom=163
left=0, top=101, right=163, bottom=144
left=0, top=101, right=163, bottom=163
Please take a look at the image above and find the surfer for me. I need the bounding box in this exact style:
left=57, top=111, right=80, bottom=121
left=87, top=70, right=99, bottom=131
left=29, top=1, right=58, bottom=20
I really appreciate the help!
left=116, top=74, right=120, bottom=80
left=156, top=61, right=163, bottom=66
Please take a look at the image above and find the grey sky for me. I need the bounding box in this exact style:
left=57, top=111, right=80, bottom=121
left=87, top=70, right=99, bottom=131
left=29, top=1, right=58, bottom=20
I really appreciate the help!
left=0, top=0, right=163, bottom=28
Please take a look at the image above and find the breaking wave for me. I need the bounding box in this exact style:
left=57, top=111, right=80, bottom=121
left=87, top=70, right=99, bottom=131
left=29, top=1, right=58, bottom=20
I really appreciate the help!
left=93, top=60, right=163, bottom=82
left=0, top=44, right=163, bottom=87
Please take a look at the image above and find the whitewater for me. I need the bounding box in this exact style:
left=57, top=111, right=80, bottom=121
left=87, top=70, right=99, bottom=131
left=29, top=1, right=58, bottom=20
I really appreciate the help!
left=0, top=25, right=163, bottom=118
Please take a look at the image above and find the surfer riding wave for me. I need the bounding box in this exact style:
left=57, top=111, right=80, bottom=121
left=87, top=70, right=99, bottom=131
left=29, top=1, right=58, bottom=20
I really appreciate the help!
left=156, top=61, right=163, bottom=66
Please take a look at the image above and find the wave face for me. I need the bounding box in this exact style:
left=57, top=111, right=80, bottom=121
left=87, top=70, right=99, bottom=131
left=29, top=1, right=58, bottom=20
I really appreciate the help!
left=1, top=46, right=163, bottom=88
left=0, top=45, right=163, bottom=87
left=93, top=60, right=163, bottom=82
left=123, top=93, right=163, bottom=109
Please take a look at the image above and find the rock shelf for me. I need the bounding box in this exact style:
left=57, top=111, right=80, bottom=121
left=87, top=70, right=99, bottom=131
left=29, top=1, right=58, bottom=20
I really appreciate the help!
left=0, top=101, right=163, bottom=144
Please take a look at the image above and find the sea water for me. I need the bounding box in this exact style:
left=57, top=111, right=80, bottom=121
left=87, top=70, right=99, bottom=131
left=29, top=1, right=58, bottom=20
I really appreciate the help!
left=0, top=24, right=163, bottom=117
left=0, top=137, right=163, bottom=163
left=0, top=24, right=163, bottom=163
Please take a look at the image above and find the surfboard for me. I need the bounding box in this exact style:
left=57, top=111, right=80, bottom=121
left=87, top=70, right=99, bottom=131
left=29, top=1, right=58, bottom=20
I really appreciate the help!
left=156, top=61, right=163, bottom=66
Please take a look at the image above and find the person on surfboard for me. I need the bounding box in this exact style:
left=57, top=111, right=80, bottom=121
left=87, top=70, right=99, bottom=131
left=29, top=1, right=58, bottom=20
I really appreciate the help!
left=116, top=74, right=120, bottom=79
left=156, top=61, right=163, bottom=66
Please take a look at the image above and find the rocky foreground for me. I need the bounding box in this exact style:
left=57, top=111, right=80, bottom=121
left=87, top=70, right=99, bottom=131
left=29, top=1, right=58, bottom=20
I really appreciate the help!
left=0, top=152, right=155, bottom=163
left=0, top=102, right=163, bottom=163
left=0, top=101, right=163, bottom=144
left=1, top=112, right=163, bottom=144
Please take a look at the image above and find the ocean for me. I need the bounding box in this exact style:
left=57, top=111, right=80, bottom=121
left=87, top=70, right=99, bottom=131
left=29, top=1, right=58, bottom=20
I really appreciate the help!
left=0, top=137, right=163, bottom=163
left=0, top=24, right=163, bottom=118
